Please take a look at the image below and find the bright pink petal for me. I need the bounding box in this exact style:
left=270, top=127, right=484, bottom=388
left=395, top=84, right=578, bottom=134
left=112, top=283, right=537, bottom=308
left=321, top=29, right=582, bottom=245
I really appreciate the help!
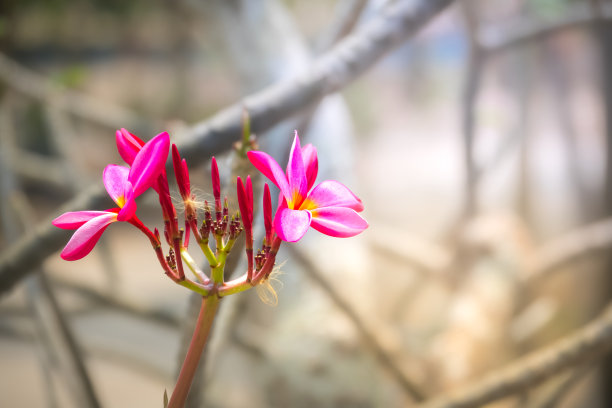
left=117, top=182, right=136, bottom=221
left=60, top=213, right=117, bottom=261
left=304, top=180, right=364, bottom=212
left=53, top=211, right=112, bottom=229
left=310, top=207, right=368, bottom=238
left=274, top=207, right=311, bottom=242
left=116, top=128, right=145, bottom=165
left=129, top=132, right=170, bottom=197
left=301, top=143, right=318, bottom=190
left=286, top=132, right=308, bottom=206
left=103, top=164, right=129, bottom=206
left=247, top=151, right=292, bottom=202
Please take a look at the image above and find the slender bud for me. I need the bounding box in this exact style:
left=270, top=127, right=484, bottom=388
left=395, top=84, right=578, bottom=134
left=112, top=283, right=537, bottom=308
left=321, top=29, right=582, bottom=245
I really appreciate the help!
left=236, top=177, right=253, bottom=242
left=211, top=156, right=221, bottom=215
left=172, top=144, right=191, bottom=200
left=157, top=176, right=178, bottom=242
left=263, top=183, right=272, bottom=245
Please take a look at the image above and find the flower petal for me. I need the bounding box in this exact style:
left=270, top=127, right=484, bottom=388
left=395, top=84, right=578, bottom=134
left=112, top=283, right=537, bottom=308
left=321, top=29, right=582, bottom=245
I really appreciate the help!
left=129, top=131, right=170, bottom=197
left=117, top=181, right=136, bottom=221
left=301, top=143, right=318, bottom=190
left=303, top=180, right=364, bottom=212
left=60, top=212, right=117, bottom=260
left=286, top=132, right=308, bottom=206
left=247, top=150, right=292, bottom=202
left=310, top=207, right=368, bottom=238
left=103, top=164, right=130, bottom=206
left=274, top=207, right=312, bottom=242
left=52, top=211, right=112, bottom=229
left=116, top=128, right=144, bottom=165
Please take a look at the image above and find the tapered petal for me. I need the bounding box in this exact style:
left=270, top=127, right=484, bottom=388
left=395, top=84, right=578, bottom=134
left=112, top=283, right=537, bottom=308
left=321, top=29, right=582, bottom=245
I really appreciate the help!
left=247, top=150, right=292, bottom=202
left=303, top=180, right=364, bottom=212
left=286, top=133, right=307, bottom=206
left=60, top=213, right=117, bottom=260
left=116, top=128, right=145, bottom=165
left=310, top=207, right=368, bottom=238
left=117, top=181, right=136, bottom=221
left=53, top=211, right=112, bottom=229
left=274, top=207, right=311, bottom=242
left=103, top=164, right=129, bottom=206
left=129, top=132, right=170, bottom=196
left=301, top=143, right=318, bottom=190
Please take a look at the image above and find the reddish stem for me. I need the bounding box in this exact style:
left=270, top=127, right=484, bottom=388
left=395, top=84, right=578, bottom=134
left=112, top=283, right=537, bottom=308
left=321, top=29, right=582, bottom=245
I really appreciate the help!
left=168, top=296, right=220, bottom=408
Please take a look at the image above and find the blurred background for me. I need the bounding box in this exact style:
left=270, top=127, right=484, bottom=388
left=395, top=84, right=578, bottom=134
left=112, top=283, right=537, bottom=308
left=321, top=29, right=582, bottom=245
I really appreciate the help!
left=1, top=0, right=612, bottom=407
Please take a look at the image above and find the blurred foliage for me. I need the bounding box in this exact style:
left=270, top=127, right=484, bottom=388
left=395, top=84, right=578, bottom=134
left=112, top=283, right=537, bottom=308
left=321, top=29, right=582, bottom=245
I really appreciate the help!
left=50, top=65, right=88, bottom=88
left=5, top=0, right=150, bottom=14
left=528, top=0, right=572, bottom=18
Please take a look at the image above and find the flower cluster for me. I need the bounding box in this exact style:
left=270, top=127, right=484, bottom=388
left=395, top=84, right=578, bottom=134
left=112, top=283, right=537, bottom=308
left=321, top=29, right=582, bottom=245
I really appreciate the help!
left=53, top=129, right=367, bottom=297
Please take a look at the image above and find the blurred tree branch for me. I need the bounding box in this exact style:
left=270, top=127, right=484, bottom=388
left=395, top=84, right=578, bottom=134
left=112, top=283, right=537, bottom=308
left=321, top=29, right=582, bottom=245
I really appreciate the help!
left=0, top=99, right=101, bottom=408
left=0, top=0, right=453, bottom=294
left=419, top=301, right=612, bottom=408
left=288, top=245, right=427, bottom=402
left=526, top=217, right=612, bottom=283
left=0, top=53, right=147, bottom=130
left=480, top=1, right=612, bottom=54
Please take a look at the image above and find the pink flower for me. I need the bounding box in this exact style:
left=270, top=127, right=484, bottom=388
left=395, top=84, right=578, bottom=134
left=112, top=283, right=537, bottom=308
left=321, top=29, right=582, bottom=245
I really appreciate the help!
left=53, top=132, right=169, bottom=260
left=247, top=131, right=368, bottom=242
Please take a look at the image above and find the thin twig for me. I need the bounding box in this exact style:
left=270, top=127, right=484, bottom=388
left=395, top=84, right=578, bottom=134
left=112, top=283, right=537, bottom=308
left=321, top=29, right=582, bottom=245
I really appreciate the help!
left=459, top=0, right=483, bottom=223
left=52, top=277, right=180, bottom=328
left=288, top=245, right=427, bottom=402
left=528, top=362, right=595, bottom=408
left=419, top=302, right=612, bottom=408
left=526, top=217, right=612, bottom=283
left=0, top=0, right=454, bottom=294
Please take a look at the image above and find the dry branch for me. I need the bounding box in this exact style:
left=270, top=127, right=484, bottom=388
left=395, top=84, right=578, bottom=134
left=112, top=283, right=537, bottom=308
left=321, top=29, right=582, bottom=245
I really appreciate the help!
left=419, top=302, right=612, bottom=408
left=288, top=246, right=426, bottom=402
left=0, top=0, right=453, bottom=295
left=480, top=1, right=612, bottom=54
left=0, top=53, right=145, bottom=130
left=526, top=217, right=612, bottom=283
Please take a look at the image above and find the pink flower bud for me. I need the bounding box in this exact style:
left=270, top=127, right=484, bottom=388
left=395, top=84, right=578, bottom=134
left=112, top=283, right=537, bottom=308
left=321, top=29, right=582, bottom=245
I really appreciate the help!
left=211, top=156, right=221, bottom=213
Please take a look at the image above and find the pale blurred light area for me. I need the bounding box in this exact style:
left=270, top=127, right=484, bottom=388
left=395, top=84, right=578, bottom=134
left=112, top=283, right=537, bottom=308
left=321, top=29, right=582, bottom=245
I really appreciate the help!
left=1, top=1, right=611, bottom=407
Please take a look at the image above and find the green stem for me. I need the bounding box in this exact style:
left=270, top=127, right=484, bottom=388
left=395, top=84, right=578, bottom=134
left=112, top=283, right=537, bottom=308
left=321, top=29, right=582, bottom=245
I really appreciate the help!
left=167, top=295, right=220, bottom=408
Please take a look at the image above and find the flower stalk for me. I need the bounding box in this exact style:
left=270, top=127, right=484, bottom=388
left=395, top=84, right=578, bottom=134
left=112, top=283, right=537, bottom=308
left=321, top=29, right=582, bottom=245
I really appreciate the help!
left=167, top=295, right=220, bottom=408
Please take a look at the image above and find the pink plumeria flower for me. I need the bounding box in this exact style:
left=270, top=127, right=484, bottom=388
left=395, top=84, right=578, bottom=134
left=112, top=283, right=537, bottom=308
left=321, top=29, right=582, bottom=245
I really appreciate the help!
left=53, top=132, right=169, bottom=260
left=247, top=131, right=368, bottom=242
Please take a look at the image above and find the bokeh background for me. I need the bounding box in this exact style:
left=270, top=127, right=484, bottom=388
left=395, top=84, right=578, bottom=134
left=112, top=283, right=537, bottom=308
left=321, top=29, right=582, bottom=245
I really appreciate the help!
left=1, top=0, right=612, bottom=407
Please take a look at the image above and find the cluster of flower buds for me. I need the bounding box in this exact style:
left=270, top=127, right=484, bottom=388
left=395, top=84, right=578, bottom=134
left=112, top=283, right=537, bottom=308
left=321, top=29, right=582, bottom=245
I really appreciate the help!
left=53, top=128, right=367, bottom=300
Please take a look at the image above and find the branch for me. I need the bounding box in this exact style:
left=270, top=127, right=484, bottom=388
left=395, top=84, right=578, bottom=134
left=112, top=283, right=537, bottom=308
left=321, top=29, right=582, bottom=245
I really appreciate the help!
left=419, top=302, right=612, bottom=408
left=480, top=1, right=612, bottom=54
left=288, top=246, right=427, bottom=402
left=526, top=217, right=612, bottom=283
left=0, top=53, right=146, bottom=130
left=0, top=0, right=453, bottom=295
left=528, top=362, right=594, bottom=408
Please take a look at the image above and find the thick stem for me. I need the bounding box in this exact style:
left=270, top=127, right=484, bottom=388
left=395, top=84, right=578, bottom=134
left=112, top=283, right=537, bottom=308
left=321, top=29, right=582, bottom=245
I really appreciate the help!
left=168, top=295, right=220, bottom=408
